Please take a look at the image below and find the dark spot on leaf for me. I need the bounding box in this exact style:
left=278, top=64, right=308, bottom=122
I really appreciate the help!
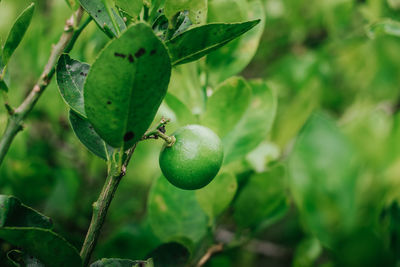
left=107, top=100, right=112, bottom=105
left=80, top=72, right=87, bottom=77
left=159, top=125, right=166, bottom=133
left=128, top=54, right=134, bottom=63
left=95, top=15, right=98, bottom=17
left=150, top=49, right=156, bottom=55
left=124, top=131, right=135, bottom=141
left=114, top=52, right=127, bottom=58
left=98, top=9, right=101, bottom=12
left=158, top=9, right=162, bottom=13
left=135, top=48, right=146, bottom=58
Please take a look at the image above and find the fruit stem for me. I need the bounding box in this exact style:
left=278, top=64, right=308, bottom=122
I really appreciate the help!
left=157, top=131, right=176, bottom=147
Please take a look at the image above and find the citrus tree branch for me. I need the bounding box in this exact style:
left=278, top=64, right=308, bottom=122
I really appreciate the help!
left=0, top=7, right=89, bottom=166
left=80, top=145, right=136, bottom=267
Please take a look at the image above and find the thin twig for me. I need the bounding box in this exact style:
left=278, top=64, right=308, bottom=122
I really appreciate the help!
left=196, top=243, right=224, bottom=267
left=0, top=7, right=89, bottom=166
left=80, top=145, right=137, bottom=266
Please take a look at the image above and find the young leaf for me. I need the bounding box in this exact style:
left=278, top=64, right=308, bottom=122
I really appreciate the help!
left=223, top=80, right=277, bottom=164
left=79, top=0, right=126, bottom=37
left=69, top=110, right=111, bottom=160
left=84, top=23, right=171, bottom=149
left=206, top=0, right=265, bottom=85
left=366, top=19, right=400, bottom=39
left=0, top=195, right=52, bottom=229
left=166, top=20, right=260, bottom=65
left=116, top=0, right=143, bottom=18
left=56, top=54, right=89, bottom=117
left=0, top=227, right=82, bottom=267
left=196, top=172, right=237, bottom=220
left=164, top=0, right=207, bottom=25
left=148, top=176, right=208, bottom=243
left=91, top=258, right=148, bottom=267
left=233, top=166, right=288, bottom=229
left=202, top=77, right=251, bottom=137
left=2, top=3, right=35, bottom=67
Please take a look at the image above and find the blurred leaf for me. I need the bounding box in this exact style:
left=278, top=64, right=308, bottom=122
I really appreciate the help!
left=116, top=0, right=143, bottom=17
left=292, top=238, right=322, bottom=267
left=166, top=20, right=260, bottom=65
left=2, top=3, right=35, bottom=67
left=0, top=195, right=52, bottom=229
left=164, top=0, right=207, bottom=25
left=64, top=0, right=79, bottom=10
left=84, top=23, right=171, bottom=149
left=79, top=0, right=126, bottom=37
left=196, top=172, right=237, bottom=220
left=202, top=77, right=251, bottom=137
left=167, top=62, right=204, bottom=115
left=223, top=80, right=277, bottom=164
left=233, top=165, right=287, bottom=229
left=69, top=110, right=111, bottom=160
left=56, top=54, right=89, bottom=117
left=164, top=93, right=196, bottom=126
left=147, top=242, right=190, bottom=267
left=0, top=227, right=81, bottom=267
left=148, top=176, right=208, bottom=243
left=288, top=113, right=358, bottom=245
left=366, top=19, right=400, bottom=39
left=206, top=0, right=264, bottom=85
left=91, top=258, right=149, bottom=267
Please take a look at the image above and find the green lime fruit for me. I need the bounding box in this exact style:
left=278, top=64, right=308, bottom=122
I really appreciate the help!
left=159, top=125, right=224, bottom=190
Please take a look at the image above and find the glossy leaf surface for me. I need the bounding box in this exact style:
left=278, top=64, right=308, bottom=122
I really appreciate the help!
left=2, top=3, right=35, bottom=67
left=166, top=20, right=260, bottom=65
left=69, top=110, right=110, bottom=160
left=79, top=0, right=126, bottom=37
left=56, top=54, right=89, bottom=117
left=84, top=23, right=171, bottom=149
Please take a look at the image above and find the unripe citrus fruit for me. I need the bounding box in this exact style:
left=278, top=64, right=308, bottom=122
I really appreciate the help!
left=159, top=125, right=224, bottom=190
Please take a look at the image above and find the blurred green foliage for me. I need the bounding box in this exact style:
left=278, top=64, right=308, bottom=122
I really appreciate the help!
left=1, top=0, right=400, bottom=266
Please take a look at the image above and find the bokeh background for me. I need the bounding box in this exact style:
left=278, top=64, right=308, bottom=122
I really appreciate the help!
left=1, top=0, right=400, bottom=266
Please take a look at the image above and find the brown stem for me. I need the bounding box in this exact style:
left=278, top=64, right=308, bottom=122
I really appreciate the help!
left=0, top=7, right=87, bottom=166
left=196, top=243, right=224, bottom=267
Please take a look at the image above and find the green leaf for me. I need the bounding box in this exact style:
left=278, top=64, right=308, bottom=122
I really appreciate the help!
left=56, top=54, right=89, bottom=117
left=366, top=19, right=400, bottom=39
left=84, top=23, right=171, bottom=149
left=116, top=0, right=143, bottom=18
left=166, top=20, right=260, bottom=65
left=223, top=80, right=277, bottom=164
left=0, top=195, right=52, bottom=229
left=79, top=0, right=126, bottom=37
left=196, top=172, right=237, bottom=220
left=2, top=3, right=35, bottom=67
left=292, top=238, right=322, bottom=267
left=288, top=113, right=359, bottom=246
left=0, top=227, right=82, bottom=267
left=164, top=93, right=196, bottom=126
left=164, top=0, right=207, bottom=25
left=69, top=110, right=111, bottom=160
left=64, top=0, right=79, bottom=10
left=148, top=242, right=190, bottom=267
left=7, top=250, right=45, bottom=267
left=91, top=258, right=149, bottom=267
left=206, top=0, right=265, bottom=85
left=233, top=166, right=288, bottom=229
left=202, top=77, right=251, bottom=137
left=148, top=176, right=208, bottom=243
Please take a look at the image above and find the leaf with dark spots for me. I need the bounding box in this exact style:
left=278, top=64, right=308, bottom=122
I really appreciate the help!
left=135, top=48, right=146, bottom=58
left=84, top=23, right=171, bottom=149
left=123, top=131, right=135, bottom=141
left=150, top=49, right=157, bottom=55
